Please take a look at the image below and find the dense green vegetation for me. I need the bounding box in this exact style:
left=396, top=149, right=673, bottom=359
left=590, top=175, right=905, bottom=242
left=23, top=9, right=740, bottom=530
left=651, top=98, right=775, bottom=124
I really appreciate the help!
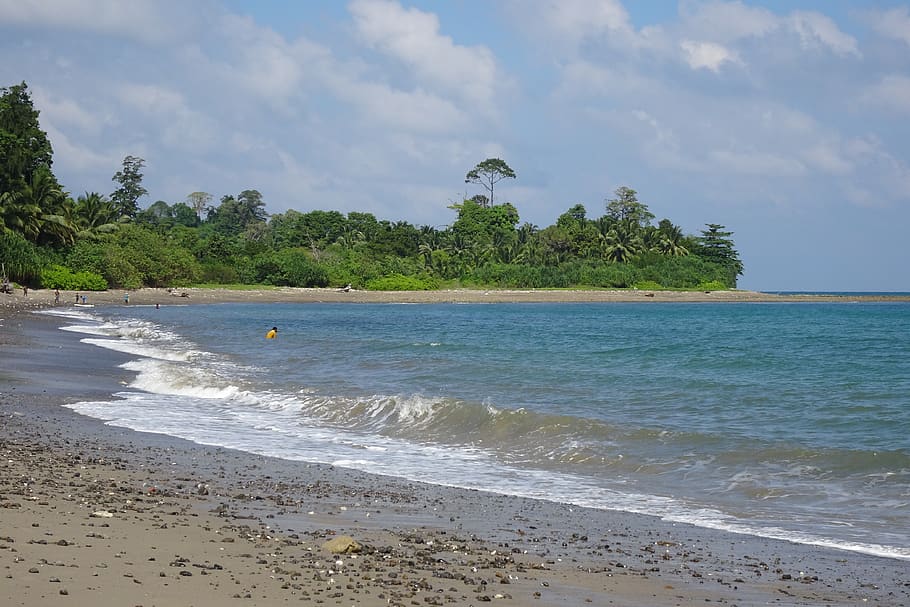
left=0, top=81, right=743, bottom=292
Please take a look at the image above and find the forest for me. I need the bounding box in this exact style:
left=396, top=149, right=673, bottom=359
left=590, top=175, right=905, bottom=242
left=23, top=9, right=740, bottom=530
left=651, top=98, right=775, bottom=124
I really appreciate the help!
left=1, top=81, right=743, bottom=292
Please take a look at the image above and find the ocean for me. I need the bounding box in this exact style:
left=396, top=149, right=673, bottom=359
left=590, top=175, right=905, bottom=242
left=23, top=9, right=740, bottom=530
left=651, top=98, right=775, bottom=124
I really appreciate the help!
left=41, top=300, right=910, bottom=561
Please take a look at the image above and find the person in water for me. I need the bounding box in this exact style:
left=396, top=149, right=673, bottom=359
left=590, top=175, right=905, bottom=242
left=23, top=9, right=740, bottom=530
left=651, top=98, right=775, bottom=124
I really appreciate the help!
left=266, top=326, right=278, bottom=339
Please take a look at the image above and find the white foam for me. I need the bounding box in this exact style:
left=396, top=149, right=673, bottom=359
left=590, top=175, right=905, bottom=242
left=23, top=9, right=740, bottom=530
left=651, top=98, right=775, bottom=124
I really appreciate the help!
left=82, top=337, right=196, bottom=362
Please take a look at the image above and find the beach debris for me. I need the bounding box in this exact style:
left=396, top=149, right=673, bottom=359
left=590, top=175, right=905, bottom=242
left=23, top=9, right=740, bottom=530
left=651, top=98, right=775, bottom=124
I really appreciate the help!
left=321, top=535, right=362, bottom=554
left=91, top=510, right=114, bottom=518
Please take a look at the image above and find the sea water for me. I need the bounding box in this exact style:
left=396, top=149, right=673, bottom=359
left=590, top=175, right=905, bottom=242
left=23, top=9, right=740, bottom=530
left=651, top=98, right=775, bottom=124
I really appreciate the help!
left=41, top=301, right=910, bottom=560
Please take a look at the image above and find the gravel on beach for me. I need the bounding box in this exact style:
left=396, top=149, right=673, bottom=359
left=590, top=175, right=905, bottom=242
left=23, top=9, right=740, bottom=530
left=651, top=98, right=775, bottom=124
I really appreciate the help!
left=2, top=287, right=908, bottom=606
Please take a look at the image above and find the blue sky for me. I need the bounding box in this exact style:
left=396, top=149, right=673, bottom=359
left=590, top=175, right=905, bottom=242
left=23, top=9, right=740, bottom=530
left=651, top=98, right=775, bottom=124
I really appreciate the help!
left=2, top=0, right=909, bottom=291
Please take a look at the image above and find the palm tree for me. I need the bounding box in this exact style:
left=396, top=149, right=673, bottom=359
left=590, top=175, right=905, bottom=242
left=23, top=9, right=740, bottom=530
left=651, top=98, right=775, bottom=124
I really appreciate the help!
left=26, top=169, right=76, bottom=245
left=0, top=189, right=41, bottom=239
left=74, top=192, right=120, bottom=236
left=601, top=221, right=642, bottom=263
left=656, top=219, right=689, bottom=256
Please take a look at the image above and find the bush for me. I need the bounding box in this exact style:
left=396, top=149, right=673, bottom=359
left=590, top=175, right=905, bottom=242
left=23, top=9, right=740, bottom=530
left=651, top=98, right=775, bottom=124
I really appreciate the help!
left=365, top=274, right=438, bottom=291
left=66, top=226, right=200, bottom=288
left=0, top=231, right=42, bottom=283
left=199, top=262, right=240, bottom=284
left=697, top=280, right=728, bottom=291
left=633, top=280, right=663, bottom=290
left=40, top=265, right=108, bottom=290
left=242, top=248, right=329, bottom=287
left=583, top=262, right=636, bottom=288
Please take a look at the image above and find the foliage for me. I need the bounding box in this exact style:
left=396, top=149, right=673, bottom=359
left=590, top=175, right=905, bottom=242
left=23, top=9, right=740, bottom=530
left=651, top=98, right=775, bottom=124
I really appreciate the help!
left=0, top=230, right=42, bottom=282
left=207, top=190, right=268, bottom=238
left=633, top=280, right=663, bottom=290
left=365, top=274, right=438, bottom=291
left=0, top=82, right=53, bottom=198
left=606, top=186, right=654, bottom=227
left=465, top=158, right=516, bottom=205
left=240, top=248, right=329, bottom=287
left=186, top=191, right=213, bottom=219
left=67, top=225, right=200, bottom=288
left=693, top=224, right=744, bottom=287
left=111, top=155, right=148, bottom=218
left=40, top=264, right=107, bottom=290
left=0, top=80, right=748, bottom=294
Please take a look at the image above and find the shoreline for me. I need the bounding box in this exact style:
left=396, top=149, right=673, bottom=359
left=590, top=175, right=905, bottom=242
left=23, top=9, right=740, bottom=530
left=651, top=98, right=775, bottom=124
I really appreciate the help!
left=2, top=294, right=909, bottom=605
left=2, top=285, right=909, bottom=314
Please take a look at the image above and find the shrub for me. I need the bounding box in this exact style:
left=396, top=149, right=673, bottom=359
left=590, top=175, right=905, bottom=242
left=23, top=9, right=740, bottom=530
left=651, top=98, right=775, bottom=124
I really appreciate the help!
left=633, top=280, right=663, bottom=290
left=697, top=280, right=728, bottom=291
left=40, top=265, right=108, bottom=290
left=243, top=249, right=329, bottom=287
left=199, top=262, right=240, bottom=284
left=365, top=274, right=438, bottom=291
left=0, top=231, right=42, bottom=283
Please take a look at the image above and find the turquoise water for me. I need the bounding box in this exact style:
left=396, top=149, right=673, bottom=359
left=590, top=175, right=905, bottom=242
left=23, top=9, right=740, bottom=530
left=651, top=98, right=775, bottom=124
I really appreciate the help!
left=47, top=301, right=910, bottom=559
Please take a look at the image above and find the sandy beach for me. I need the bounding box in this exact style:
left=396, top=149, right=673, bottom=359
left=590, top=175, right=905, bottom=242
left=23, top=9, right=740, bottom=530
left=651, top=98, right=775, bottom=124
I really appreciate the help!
left=4, top=285, right=910, bottom=312
left=2, top=288, right=908, bottom=606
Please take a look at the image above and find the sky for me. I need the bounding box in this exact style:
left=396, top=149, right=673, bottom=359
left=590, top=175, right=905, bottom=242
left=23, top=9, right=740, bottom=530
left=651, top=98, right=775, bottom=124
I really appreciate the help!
left=2, top=0, right=909, bottom=291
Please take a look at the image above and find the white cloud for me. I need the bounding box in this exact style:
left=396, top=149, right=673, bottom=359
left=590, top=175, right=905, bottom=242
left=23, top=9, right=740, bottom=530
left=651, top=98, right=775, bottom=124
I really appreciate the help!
left=787, top=11, right=859, bottom=57
left=30, top=85, right=105, bottom=135
left=116, top=83, right=185, bottom=115
left=801, top=141, right=853, bottom=175
left=114, top=83, right=219, bottom=153
left=866, top=6, right=910, bottom=47
left=349, top=0, right=500, bottom=110
left=679, top=2, right=858, bottom=57
left=863, top=74, right=910, bottom=114
left=0, top=0, right=190, bottom=44
left=679, top=0, right=779, bottom=43
left=207, top=14, right=310, bottom=104
left=709, top=148, right=806, bottom=177
left=329, top=78, right=468, bottom=134
left=504, top=0, right=641, bottom=54
left=42, top=122, right=118, bottom=174
left=537, top=0, right=634, bottom=40
left=679, top=39, right=740, bottom=71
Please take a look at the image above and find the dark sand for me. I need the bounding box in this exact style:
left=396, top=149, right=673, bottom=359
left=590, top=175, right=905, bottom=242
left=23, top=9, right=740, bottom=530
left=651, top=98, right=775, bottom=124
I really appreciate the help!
left=2, top=289, right=908, bottom=606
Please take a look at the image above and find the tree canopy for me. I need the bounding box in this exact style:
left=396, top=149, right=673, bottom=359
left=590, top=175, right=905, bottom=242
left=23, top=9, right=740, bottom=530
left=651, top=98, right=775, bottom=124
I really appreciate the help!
left=111, top=155, right=148, bottom=218
left=0, top=82, right=54, bottom=198
left=0, top=80, right=744, bottom=291
left=465, top=158, right=516, bottom=206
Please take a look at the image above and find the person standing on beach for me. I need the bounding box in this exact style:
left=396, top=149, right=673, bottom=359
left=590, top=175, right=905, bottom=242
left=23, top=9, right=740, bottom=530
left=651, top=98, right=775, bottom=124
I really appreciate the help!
left=75, top=292, right=79, bottom=303
left=54, top=289, right=60, bottom=304
left=124, top=292, right=129, bottom=304
left=266, top=326, right=278, bottom=339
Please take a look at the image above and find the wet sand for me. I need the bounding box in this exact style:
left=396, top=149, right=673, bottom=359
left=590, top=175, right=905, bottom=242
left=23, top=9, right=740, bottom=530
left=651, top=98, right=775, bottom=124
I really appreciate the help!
left=4, top=285, right=910, bottom=311
left=2, top=289, right=909, bottom=606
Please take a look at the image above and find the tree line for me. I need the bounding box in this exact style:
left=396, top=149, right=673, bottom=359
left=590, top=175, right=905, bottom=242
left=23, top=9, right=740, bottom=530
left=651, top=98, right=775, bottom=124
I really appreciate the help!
left=1, top=81, right=743, bottom=292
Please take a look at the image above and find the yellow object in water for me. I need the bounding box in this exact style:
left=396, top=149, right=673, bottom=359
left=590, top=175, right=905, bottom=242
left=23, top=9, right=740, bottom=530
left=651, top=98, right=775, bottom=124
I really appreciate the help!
left=266, top=327, right=277, bottom=339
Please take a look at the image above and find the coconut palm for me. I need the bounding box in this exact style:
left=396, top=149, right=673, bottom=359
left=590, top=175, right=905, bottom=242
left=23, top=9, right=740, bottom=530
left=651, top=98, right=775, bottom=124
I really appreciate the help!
left=74, top=192, right=121, bottom=237
left=656, top=219, right=689, bottom=256
left=601, top=221, right=642, bottom=263
left=0, top=189, right=40, bottom=238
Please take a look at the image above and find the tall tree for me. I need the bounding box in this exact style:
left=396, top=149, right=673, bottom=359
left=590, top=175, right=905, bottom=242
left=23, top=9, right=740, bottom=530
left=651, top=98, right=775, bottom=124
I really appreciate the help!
left=465, top=158, right=516, bottom=206
left=111, top=155, right=148, bottom=218
left=186, top=191, right=213, bottom=219
left=208, top=189, right=268, bottom=237
left=0, top=81, right=54, bottom=197
left=694, top=223, right=743, bottom=286
left=605, top=186, right=654, bottom=228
